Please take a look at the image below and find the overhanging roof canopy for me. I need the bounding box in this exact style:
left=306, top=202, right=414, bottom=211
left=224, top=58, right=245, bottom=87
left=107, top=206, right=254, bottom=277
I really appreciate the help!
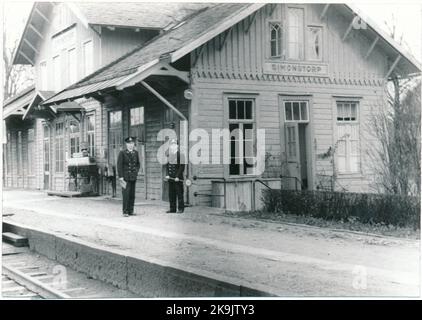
left=3, top=86, right=36, bottom=120
left=23, top=90, right=55, bottom=120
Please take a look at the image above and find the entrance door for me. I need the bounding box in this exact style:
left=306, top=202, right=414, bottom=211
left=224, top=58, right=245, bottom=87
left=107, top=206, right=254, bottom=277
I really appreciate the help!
left=43, top=125, right=50, bottom=190
left=285, top=123, right=301, bottom=190
left=282, top=99, right=311, bottom=190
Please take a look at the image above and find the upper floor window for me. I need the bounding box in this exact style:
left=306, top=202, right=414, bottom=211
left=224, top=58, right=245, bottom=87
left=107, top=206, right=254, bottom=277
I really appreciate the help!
left=287, top=7, right=304, bottom=60
left=83, top=40, right=93, bottom=76
left=40, top=61, right=48, bottom=90
left=270, top=22, right=283, bottom=58
left=52, top=55, right=61, bottom=92
left=307, top=26, right=322, bottom=61
left=67, top=47, right=77, bottom=85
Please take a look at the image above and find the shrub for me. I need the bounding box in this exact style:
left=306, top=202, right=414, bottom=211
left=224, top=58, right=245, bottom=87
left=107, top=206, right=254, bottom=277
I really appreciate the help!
left=261, top=190, right=420, bottom=229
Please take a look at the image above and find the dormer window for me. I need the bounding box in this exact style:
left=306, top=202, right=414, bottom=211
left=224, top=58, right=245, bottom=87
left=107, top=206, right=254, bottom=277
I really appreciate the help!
left=270, top=22, right=282, bottom=58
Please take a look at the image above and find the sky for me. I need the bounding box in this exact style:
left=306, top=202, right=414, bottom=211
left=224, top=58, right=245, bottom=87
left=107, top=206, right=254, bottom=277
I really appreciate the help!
left=2, top=0, right=422, bottom=60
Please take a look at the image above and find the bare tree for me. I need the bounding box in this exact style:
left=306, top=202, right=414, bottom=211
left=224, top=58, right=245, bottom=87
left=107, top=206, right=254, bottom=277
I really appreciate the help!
left=367, top=16, right=421, bottom=196
left=3, top=17, right=34, bottom=100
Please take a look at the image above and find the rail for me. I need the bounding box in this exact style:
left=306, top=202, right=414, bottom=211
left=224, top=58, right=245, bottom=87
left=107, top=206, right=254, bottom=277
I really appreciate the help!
left=2, top=263, right=71, bottom=299
left=279, top=174, right=303, bottom=191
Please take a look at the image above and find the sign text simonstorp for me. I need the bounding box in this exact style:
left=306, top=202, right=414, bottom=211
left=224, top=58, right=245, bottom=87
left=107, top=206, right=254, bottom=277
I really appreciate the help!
left=264, top=62, right=329, bottom=77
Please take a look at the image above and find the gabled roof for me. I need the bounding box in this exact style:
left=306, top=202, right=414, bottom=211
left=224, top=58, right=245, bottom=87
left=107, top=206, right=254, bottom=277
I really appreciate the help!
left=43, top=3, right=263, bottom=105
left=3, top=85, right=36, bottom=120
left=73, top=2, right=212, bottom=30
left=13, top=1, right=212, bottom=65
left=22, top=90, right=55, bottom=120
left=42, top=3, right=422, bottom=107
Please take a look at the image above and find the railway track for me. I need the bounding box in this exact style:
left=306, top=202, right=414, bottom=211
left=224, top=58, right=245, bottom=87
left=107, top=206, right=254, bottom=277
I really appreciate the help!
left=2, top=239, right=136, bottom=299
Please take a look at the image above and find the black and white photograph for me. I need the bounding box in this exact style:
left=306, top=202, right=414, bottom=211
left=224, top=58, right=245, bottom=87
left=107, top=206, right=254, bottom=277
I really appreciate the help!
left=0, top=0, right=421, bottom=306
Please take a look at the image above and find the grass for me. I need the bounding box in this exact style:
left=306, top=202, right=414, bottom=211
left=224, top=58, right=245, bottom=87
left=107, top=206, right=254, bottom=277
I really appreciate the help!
left=222, top=210, right=420, bottom=240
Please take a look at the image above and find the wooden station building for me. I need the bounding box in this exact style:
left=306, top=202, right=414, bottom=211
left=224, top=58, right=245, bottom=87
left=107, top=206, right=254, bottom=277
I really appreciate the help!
left=3, top=2, right=420, bottom=211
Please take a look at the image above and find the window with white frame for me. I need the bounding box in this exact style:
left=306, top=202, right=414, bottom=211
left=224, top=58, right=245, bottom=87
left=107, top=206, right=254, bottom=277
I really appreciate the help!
left=53, top=55, right=61, bottom=92
left=284, top=101, right=309, bottom=122
left=40, top=61, right=48, bottom=90
left=130, top=106, right=145, bottom=174
left=68, top=120, right=80, bottom=157
left=86, top=113, right=95, bottom=157
left=336, top=101, right=360, bottom=173
left=228, top=98, right=256, bottom=176
left=83, top=40, right=93, bottom=76
left=17, top=131, right=23, bottom=175
left=287, top=7, right=305, bottom=60
left=6, top=132, right=12, bottom=175
left=27, top=128, right=35, bottom=175
left=55, top=122, right=64, bottom=172
left=68, top=47, right=77, bottom=85
left=307, top=26, right=322, bottom=61
left=270, top=22, right=283, bottom=58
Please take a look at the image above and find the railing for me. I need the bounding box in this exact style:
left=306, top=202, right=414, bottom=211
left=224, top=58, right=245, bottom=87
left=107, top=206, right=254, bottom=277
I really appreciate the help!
left=279, top=174, right=303, bottom=191
left=192, top=176, right=227, bottom=209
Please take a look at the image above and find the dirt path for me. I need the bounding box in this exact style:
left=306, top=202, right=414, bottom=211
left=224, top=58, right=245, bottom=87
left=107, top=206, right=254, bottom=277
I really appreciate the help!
left=2, top=190, right=420, bottom=296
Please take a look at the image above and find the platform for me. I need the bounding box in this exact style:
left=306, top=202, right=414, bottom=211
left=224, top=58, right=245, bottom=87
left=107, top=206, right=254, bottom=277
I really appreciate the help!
left=2, top=189, right=420, bottom=297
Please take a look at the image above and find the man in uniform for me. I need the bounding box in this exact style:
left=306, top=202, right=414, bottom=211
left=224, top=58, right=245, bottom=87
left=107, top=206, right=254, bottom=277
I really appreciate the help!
left=117, top=137, right=140, bottom=217
left=165, top=139, right=185, bottom=213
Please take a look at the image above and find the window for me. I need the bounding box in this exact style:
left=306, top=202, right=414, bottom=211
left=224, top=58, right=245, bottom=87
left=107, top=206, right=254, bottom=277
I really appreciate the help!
left=17, top=131, right=23, bottom=175
left=68, top=47, right=77, bottom=84
left=288, top=7, right=304, bottom=60
left=270, top=22, right=283, bottom=58
left=130, top=107, right=145, bottom=142
left=6, top=132, right=12, bottom=174
left=68, top=120, right=80, bottom=157
left=28, top=129, right=35, bottom=175
left=307, top=26, right=322, bottom=61
left=83, top=40, right=93, bottom=76
left=108, top=111, right=122, bottom=167
left=40, top=61, right=48, bottom=90
left=43, top=125, right=50, bottom=173
left=86, top=114, right=95, bottom=157
left=337, top=102, right=358, bottom=122
left=53, top=55, right=61, bottom=92
left=228, top=98, right=256, bottom=176
left=284, top=101, right=309, bottom=122
left=336, top=101, right=360, bottom=173
left=55, top=122, right=64, bottom=172
left=130, top=107, right=145, bottom=174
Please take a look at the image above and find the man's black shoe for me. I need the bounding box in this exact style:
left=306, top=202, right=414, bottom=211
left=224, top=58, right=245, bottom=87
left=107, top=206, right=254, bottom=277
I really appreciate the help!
left=177, top=209, right=184, bottom=214
left=166, top=210, right=176, bottom=213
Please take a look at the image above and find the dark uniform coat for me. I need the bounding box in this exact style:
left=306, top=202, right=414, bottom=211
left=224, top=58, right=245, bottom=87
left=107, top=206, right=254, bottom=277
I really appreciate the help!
left=117, top=149, right=140, bottom=181
left=117, top=149, right=140, bottom=215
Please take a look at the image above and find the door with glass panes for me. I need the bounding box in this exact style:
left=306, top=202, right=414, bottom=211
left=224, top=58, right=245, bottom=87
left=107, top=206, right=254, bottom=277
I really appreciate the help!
left=281, top=99, right=310, bottom=190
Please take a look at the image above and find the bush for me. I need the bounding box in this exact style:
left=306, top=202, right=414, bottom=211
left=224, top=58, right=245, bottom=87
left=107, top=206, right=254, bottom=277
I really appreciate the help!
left=262, top=190, right=420, bottom=229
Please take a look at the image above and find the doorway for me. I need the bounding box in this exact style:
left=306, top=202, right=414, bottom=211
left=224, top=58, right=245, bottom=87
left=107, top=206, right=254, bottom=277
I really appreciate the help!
left=281, top=99, right=311, bottom=190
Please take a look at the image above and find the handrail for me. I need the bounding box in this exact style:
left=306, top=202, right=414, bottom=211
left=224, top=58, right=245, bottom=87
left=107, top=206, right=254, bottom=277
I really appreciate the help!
left=279, top=174, right=303, bottom=191
left=192, top=176, right=226, bottom=209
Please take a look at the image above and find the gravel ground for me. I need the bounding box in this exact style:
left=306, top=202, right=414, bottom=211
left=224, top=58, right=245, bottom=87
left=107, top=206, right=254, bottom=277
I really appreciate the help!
left=2, top=190, right=420, bottom=297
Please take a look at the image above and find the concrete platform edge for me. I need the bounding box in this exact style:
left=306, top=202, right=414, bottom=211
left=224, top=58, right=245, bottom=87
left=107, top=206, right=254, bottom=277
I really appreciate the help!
left=3, top=221, right=278, bottom=297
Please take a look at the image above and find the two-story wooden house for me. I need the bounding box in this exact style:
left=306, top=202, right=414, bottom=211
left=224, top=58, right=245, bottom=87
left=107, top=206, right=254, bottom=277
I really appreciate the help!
left=4, top=3, right=421, bottom=211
